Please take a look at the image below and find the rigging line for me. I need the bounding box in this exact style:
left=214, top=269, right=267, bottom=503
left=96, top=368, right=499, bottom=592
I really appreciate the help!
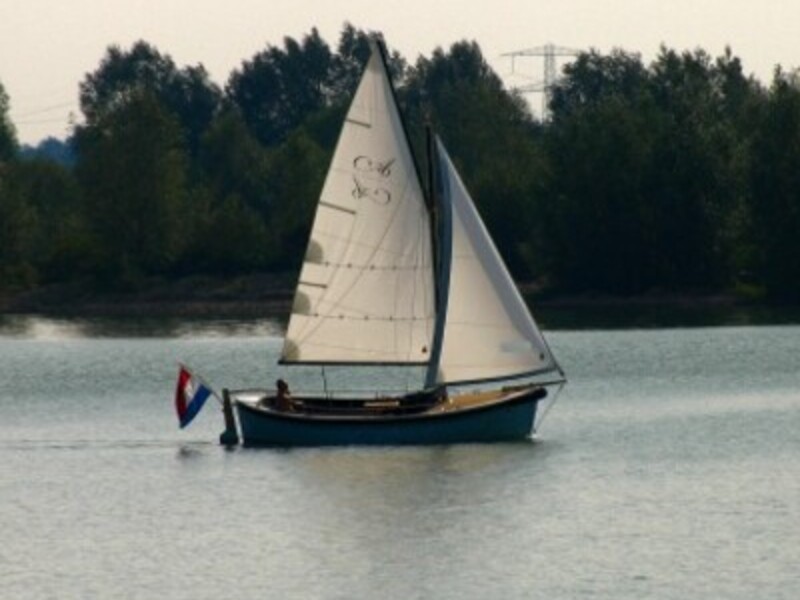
left=533, top=381, right=565, bottom=432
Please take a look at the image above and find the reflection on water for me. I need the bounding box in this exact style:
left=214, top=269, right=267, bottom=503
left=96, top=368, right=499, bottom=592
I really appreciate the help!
left=0, top=314, right=284, bottom=339
left=536, top=302, right=800, bottom=330
left=3, top=302, right=799, bottom=340
left=1, top=321, right=798, bottom=600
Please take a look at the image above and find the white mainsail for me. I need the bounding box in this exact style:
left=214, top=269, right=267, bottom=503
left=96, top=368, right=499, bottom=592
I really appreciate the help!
left=432, top=139, right=559, bottom=385
left=280, top=42, right=435, bottom=365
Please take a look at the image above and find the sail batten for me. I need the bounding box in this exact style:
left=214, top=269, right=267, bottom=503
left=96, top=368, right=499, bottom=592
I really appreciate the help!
left=280, top=41, right=435, bottom=366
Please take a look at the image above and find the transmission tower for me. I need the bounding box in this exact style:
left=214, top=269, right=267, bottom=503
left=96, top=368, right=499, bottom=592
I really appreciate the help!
left=502, top=43, right=579, bottom=120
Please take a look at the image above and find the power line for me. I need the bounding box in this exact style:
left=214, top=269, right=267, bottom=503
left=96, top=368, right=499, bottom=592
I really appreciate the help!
left=11, top=100, right=76, bottom=119
left=14, top=115, right=73, bottom=125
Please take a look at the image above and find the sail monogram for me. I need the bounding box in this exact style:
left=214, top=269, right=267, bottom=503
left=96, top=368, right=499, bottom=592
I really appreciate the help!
left=352, top=155, right=394, bottom=205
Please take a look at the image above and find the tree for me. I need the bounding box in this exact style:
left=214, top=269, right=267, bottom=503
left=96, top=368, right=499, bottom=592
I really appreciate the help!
left=226, top=29, right=333, bottom=146
left=404, top=41, right=546, bottom=276
left=198, top=110, right=272, bottom=218
left=749, top=71, right=800, bottom=300
left=79, top=41, right=221, bottom=156
left=182, top=110, right=274, bottom=274
left=0, top=80, right=18, bottom=162
left=75, top=91, right=189, bottom=286
left=20, top=136, right=76, bottom=167
left=542, top=47, right=762, bottom=293
left=328, top=23, right=406, bottom=104
left=544, top=93, right=659, bottom=292
left=0, top=166, right=37, bottom=289
left=646, top=48, right=738, bottom=288
left=550, top=49, right=650, bottom=118
left=265, top=130, right=329, bottom=267
left=4, top=158, right=87, bottom=283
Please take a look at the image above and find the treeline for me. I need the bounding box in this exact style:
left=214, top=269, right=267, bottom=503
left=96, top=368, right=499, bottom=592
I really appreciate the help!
left=1, top=24, right=800, bottom=301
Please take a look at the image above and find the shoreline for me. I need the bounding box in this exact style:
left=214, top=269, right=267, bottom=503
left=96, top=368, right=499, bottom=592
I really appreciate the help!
left=0, top=274, right=780, bottom=319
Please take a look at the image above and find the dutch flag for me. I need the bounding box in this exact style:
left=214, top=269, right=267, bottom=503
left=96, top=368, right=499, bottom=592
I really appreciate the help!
left=175, top=365, right=216, bottom=428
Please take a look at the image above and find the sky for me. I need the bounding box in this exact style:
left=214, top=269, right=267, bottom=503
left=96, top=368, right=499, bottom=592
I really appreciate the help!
left=2, top=0, right=799, bottom=145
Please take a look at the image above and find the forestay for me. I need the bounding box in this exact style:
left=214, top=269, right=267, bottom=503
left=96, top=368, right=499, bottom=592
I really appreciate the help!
left=432, top=139, right=559, bottom=385
left=280, top=43, right=435, bottom=365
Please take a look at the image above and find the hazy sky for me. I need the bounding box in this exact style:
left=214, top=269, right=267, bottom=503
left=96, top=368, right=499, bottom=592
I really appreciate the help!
left=3, top=0, right=799, bottom=145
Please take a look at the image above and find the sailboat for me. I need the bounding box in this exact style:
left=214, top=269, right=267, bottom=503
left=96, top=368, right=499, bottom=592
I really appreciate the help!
left=222, top=38, right=565, bottom=446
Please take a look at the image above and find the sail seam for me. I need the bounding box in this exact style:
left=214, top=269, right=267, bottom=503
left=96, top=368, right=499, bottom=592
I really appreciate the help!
left=302, top=261, right=426, bottom=271
left=313, top=228, right=431, bottom=259
left=293, top=314, right=432, bottom=322
left=284, top=338, right=427, bottom=358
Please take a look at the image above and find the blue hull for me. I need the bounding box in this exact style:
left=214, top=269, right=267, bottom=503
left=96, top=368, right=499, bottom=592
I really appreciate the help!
left=234, top=391, right=540, bottom=447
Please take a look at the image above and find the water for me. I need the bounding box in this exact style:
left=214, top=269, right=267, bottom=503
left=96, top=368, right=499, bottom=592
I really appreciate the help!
left=1, top=315, right=798, bottom=599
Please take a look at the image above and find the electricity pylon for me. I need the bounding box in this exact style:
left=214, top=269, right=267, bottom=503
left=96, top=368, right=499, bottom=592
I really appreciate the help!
left=501, top=43, right=580, bottom=120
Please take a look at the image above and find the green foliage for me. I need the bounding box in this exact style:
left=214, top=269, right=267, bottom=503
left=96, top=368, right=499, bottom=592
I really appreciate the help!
left=198, top=110, right=272, bottom=218
left=75, top=91, right=189, bottom=287
left=0, top=80, right=18, bottom=162
left=79, top=41, right=221, bottom=156
left=5, top=27, right=800, bottom=304
left=545, top=93, right=658, bottom=292
left=3, top=158, right=87, bottom=282
left=181, top=188, right=270, bottom=275
left=226, top=29, right=334, bottom=146
left=543, top=47, right=764, bottom=293
left=749, top=71, right=800, bottom=300
left=0, top=165, right=38, bottom=289
left=403, top=41, right=544, bottom=274
left=226, top=25, right=405, bottom=147
left=264, top=129, right=329, bottom=267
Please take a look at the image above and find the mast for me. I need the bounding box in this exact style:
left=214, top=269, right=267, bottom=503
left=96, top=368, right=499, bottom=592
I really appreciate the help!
left=424, top=136, right=453, bottom=389
left=378, top=36, right=448, bottom=386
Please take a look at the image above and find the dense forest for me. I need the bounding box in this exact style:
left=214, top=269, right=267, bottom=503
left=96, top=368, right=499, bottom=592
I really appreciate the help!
left=2, top=24, right=800, bottom=302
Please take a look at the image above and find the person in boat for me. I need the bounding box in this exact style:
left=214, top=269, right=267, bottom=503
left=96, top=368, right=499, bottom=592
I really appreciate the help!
left=275, top=378, right=293, bottom=412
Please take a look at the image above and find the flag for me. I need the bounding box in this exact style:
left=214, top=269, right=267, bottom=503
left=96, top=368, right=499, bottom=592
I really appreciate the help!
left=175, top=365, right=215, bottom=428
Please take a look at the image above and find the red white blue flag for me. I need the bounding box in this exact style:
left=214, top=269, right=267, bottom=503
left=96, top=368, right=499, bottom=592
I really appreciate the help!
left=175, top=365, right=215, bottom=428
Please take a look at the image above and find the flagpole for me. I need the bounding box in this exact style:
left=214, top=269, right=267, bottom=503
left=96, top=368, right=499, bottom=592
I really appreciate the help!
left=220, top=388, right=239, bottom=446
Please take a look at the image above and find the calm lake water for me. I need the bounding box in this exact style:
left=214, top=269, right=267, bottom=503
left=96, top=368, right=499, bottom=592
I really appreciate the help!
left=1, top=313, right=798, bottom=599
